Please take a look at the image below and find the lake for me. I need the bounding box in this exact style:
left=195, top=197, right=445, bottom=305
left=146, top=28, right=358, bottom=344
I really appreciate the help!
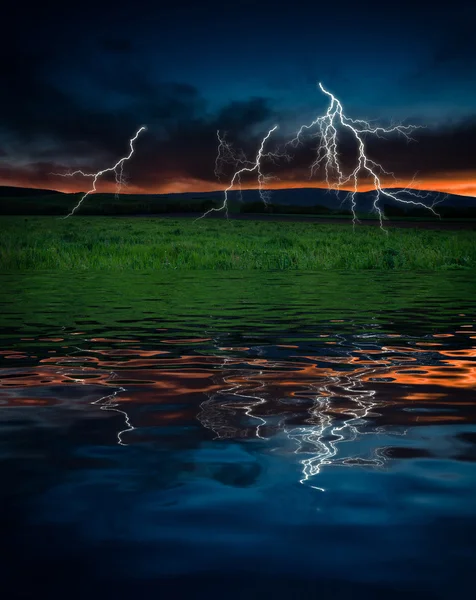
left=1, top=271, right=475, bottom=599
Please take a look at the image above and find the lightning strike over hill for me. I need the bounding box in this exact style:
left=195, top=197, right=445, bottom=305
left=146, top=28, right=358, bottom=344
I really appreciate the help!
left=287, top=83, right=443, bottom=229
left=53, top=126, right=146, bottom=218
left=198, top=125, right=288, bottom=220
left=209, top=84, right=444, bottom=229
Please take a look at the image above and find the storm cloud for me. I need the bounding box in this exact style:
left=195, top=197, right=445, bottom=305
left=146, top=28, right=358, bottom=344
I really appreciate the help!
left=1, top=0, right=475, bottom=193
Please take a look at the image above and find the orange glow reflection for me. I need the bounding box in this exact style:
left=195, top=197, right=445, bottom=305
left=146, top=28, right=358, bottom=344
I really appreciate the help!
left=1, top=327, right=475, bottom=485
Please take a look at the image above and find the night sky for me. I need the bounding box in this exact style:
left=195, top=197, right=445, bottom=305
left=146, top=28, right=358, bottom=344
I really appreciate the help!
left=2, top=1, right=476, bottom=196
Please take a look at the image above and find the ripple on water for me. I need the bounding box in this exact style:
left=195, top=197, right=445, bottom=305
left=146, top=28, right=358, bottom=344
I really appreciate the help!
left=0, top=271, right=475, bottom=596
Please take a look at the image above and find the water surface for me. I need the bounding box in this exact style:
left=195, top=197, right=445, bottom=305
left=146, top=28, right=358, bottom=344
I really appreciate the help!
left=1, top=271, right=475, bottom=599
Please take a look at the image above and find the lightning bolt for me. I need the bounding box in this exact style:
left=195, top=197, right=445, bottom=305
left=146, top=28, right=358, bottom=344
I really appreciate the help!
left=214, top=131, right=249, bottom=181
left=214, top=131, right=251, bottom=204
left=208, top=83, right=444, bottom=230
left=198, top=125, right=289, bottom=220
left=52, top=126, right=146, bottom=218
left=287, top=83, right=443, bottom=230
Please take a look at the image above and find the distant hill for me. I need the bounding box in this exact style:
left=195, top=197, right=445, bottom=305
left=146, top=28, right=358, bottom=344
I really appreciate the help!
left=0, top=184, right=475, bottom=217
left=112, top=187, right=475, bottom=209
left=0, top=186, right=64, bottom=197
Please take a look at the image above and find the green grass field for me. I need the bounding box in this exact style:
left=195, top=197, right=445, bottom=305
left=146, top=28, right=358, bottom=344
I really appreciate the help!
left=1, top=216, right=475, bottom=270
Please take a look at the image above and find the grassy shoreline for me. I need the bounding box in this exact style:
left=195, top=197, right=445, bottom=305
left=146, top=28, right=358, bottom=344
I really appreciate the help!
left=1, top=216, right=475, bottom=270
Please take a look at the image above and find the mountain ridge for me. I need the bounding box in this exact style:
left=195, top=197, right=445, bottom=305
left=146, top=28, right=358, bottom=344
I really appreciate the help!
left=1, top=184, right=475, bottom=206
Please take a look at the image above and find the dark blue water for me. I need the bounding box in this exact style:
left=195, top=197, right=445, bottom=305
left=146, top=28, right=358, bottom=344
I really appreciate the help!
left=1, top=271, right=475, bottom=599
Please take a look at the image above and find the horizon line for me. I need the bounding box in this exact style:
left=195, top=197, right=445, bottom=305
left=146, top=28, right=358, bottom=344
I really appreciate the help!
left=1, top=182, right=476, bottom=199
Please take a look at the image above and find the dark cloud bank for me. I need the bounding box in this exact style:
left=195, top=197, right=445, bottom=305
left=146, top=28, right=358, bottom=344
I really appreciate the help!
left=1, top=1, right=475, bottom=191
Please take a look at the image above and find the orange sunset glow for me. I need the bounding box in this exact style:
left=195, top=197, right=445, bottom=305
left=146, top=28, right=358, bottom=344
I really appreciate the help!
left=4, top=171, right=476, bottom=197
